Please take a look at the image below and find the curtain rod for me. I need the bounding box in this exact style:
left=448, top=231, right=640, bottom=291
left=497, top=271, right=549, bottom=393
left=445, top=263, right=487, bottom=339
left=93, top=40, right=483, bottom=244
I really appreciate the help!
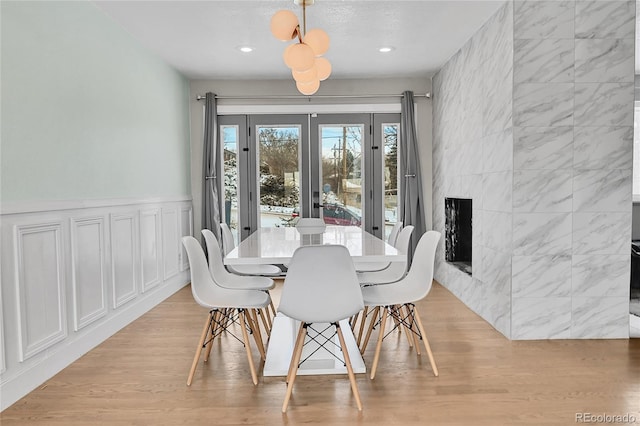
left=195, top=93, right=430, bottom=101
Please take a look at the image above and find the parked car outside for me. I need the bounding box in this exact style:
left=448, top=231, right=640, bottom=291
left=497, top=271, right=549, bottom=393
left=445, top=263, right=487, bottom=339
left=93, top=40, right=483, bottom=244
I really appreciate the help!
left=321, top=203, right=361, bottom=226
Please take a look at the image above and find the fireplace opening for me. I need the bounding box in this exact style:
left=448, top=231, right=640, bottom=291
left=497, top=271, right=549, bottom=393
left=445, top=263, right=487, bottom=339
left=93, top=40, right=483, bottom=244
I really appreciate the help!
left=445, top=198, right=472, bottom=275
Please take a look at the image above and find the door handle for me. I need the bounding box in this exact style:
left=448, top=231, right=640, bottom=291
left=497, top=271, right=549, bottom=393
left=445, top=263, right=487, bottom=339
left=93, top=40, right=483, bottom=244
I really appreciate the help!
left=313, top=202, right=324, bottom=209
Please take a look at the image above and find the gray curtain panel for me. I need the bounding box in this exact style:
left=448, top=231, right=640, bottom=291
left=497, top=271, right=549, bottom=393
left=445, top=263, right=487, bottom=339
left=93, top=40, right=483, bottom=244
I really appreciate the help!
left=399, top=90, right=425, bottom=262
left=202, top=92, right=221, bottom=244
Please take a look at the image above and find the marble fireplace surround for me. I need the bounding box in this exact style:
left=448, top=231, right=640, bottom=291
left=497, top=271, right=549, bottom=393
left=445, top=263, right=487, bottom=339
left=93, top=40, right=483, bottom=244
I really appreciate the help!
left=432, top=0, right=634, bottom=340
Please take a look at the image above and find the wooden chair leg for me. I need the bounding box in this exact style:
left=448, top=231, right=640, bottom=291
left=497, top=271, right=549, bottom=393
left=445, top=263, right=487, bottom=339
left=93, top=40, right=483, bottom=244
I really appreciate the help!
left=204, top=310, right=221, bottom=362
left=360, top=306, right=379, bottom=354
left=403, top=304, right=420, bottom=353
left=286, top=323, right=306, bottom=384
left=336, top=324, right=363, bottom=411
left=238, top=309, right=258, bottom=385
left=356, top=306, right=369, bottom=347
left=369, top=307, right=388, bottom=380
left=413, top=308, right=438, bottom=377
left=247, top=309, right=266, bottom=361
left=259, top=308, right=271, bottom=336
left=269, top=300, right=277, bottom=320
left=283, top=324, right=307, bottom=413
left=187, top=311, right=213, bottom=386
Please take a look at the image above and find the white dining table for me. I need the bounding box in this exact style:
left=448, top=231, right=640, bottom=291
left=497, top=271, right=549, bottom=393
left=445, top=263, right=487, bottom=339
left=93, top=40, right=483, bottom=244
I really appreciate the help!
left=224, top=225, right=404, bottom=376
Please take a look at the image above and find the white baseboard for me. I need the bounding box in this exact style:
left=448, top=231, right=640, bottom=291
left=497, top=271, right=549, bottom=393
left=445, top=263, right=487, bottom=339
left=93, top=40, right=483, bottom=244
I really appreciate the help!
left=0, top=276, right=188, bottom=411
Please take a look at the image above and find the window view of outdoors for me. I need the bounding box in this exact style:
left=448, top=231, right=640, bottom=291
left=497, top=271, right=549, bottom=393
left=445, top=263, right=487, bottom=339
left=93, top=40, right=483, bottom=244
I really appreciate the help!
left=383, top=123, right=400, bottom=240
left=258, top=126, right=300, bottom=228
left=320, top=125, right=363, bottom=227
left=222, top=125, right=240, bottom=242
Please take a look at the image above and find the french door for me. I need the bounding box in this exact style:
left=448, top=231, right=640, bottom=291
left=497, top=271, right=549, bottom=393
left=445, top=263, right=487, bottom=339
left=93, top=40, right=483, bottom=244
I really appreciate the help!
left=218, top=113, right=400, bottom=242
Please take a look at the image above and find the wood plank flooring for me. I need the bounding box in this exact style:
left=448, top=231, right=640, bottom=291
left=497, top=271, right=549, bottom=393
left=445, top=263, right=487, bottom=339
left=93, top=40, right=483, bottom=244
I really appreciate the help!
left=2, top=282, right=639, bottom=425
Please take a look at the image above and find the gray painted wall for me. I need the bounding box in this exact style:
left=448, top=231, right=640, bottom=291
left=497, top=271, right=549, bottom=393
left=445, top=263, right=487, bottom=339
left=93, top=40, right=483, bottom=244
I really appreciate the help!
left=1, top=1, right=191, bottom=204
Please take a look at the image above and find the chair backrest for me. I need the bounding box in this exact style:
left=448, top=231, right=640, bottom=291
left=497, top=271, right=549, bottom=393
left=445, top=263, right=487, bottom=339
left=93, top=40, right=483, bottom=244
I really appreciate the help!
left=402, top=230, right=441, bottom=298
left=201, top=229, right=232, bottom=281
left=387, top=221, right=403, bottom=246
left=296, top=217, right=326, bottom=234
left=219, top=223, right=235, bottom=256
left=279, top=245, right=364, bottom=324
left=383, top=225, right=414, bottom=278
left=182, top=236, right=224, bottom=308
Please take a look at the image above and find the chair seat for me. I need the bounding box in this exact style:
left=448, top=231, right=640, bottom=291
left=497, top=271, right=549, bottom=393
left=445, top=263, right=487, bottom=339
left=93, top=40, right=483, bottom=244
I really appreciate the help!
left=229, top=264, right=281, bottom=276
left=361, top=280, right=428, bottom=307
left=357, top=266, right=405, bottom=286
left=355, top=261, right=390, bottom=273
left=218, top=273, right=275, bottom=291
left=193, top=283, right=271, bottom=310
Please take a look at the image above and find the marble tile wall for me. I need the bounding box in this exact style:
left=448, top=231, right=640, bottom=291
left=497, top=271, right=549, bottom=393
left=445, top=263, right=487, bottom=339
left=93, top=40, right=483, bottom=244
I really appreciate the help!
left=511, top=0, right=633, bottom=339
left=433, top=0, right=634, bottom=340
left=432, top=1, right=514, bottom=338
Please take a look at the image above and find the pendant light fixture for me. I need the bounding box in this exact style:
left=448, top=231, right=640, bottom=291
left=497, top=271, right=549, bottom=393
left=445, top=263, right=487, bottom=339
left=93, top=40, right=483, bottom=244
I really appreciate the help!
left=270, top=0, right=331, bottom=96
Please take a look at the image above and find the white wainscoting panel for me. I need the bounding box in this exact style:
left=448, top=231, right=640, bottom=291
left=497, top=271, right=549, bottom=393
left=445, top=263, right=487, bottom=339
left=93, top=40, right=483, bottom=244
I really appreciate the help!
left=110, top=213, right=138, bottom=308
left=162, top=208, right=180, bottom=280
left=1, top=198, right=192, bottom=411
left=179, top=206, right=193, bottom=271
left=140, top=209, right=162, bottom=292
left=70, top=217, right=107, bottom=331
left=0, top=284, right=6, bottom=373
left=14, top=222, right=67, bottom=361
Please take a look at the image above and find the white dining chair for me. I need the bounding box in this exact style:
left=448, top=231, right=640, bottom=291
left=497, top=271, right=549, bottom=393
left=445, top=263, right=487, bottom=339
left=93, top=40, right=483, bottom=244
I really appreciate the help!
left=295, top=217, right=326, bottom=234
left=182, top=236, right=271, bottom=386
left=278, top=244, right=364, bottom=412
left=360, top=231, right=441, bottom=379
left=355, top=221, right=403, bottom=273
left=357, top=225, right=414, bottom=285
left=219, top=223, right=281, bottom=276
left=202, top=228, right=276, bottom=331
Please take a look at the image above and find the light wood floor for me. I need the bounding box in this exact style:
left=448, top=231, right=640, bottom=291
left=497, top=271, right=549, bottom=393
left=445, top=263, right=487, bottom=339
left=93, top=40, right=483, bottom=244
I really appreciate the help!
left=2, top=281, right=639, bottom=425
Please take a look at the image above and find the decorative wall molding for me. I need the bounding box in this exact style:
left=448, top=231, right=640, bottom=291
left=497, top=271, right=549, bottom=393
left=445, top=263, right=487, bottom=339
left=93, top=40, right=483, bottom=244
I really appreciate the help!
left=162, top=208, right=180, bottom=280
left=70, top=216, right=108, bottom=331
left=14, top=222, right=68, bottom=362
left=0, top=195, right=192, bottom=216
left=179, top=206, right=193, bottom=271
left=110, top=213, right=139, bottom=309
left=140, top=209, right=162, bottom=293
left=0, top=198, right=192, bottom=411
left=0, top=285, right=6, bottom=374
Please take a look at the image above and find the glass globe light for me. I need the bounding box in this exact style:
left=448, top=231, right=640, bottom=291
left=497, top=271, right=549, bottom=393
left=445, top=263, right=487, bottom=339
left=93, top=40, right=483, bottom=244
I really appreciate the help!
left=283, top=43, right=315, bottom=71
left=315, top=57, right=332, bottom=81
left=292, top=66, right=318, bottom=83
left=302, top=28, right=330, bottom=56
left=270, top=10, right=299, bottom=41
left=296, top=79, right=320, bottom=96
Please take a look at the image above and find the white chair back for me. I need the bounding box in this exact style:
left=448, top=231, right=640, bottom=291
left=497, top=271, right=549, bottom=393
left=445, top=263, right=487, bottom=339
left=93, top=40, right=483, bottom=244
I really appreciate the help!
left=403, top=230, right=441, bottom=297
left=182, top=236, right=225, bottom=308
left=388, top=221, right=403, bottom=246
left=295, top=217, right=326, bottom=234
left=201, top=229, right=232, bottom=281
left=381, top=225, right=414, bottom=278
left=279, top=245, right=363, bottom=324
left=219, top=223, right=235, bottom=256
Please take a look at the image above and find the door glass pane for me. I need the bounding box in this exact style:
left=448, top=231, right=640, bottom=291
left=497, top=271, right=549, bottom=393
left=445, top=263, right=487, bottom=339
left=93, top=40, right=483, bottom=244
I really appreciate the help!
left=383, top=123, right=399, bottom=240
left=320, top=125, right=363, bottom=227
left=221, top=125, right=240, bottom=243
left=257, top=126, right=300, bottom=228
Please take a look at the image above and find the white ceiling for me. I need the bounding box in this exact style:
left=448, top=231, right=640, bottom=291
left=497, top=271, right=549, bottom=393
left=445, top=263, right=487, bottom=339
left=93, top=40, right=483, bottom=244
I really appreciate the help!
left=93, top=0, right=505, bottom=81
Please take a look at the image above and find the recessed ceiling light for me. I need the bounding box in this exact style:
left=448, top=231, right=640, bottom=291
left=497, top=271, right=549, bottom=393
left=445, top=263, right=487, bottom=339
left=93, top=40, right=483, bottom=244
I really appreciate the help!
left=238, top=46, right=254, bottom=53
left=378, top=47, right=394, bottom=53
